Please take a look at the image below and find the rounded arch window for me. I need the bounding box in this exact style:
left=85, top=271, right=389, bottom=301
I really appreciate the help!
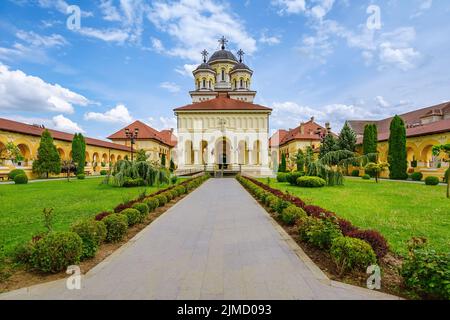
left=221, top=69, right=225, bottom=81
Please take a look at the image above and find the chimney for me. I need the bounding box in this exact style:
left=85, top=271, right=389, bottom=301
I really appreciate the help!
left=310, top=116, right=315, bottom=122
left=325, top=122, right=331, bottom=133
left=300, top=123, right=305, bottom=135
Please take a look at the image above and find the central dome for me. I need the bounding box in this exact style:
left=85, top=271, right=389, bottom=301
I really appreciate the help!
left=208, top=49, right=238, bottom=63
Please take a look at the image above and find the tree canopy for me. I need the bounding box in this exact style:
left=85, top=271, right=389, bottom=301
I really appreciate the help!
left=32, top=129, right=61, bottom=178
left=388, top=115, right=408, bottom=180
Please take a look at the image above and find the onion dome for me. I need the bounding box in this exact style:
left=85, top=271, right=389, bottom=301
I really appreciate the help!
left=231, top=62, right=252, bottom=72
left=208, top=49, right=238, bottom=63
left=195, top=62, right=214, bottom=72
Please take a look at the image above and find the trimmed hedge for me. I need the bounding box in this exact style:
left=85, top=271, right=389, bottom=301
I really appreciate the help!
left=8, top=169, right=26, bottom=180
left=31, top=232, right=83, bottom=273
left=103, top=214, right=128, bottom=243
left=144, top=197, right=159, bottom=212
left=14, top=173, right=28, bottom=184
left=296, top=176, right=326, bottom=188
left=362, top=174, right=371, bottom=180
left=351, top=169, right=360, bottom=177
left=120, top=208, right=142, bottom=226
left=287, top=172, right=304, bottom=185
left=410, top=172, right=423, bottom=181
left=100, top=170, right=108, bottom=176
left=281, top=206, right=307, bottom=226
left=425, top=176, right=439, bottom=186
left=276, top=172, right=288, bottom=183
left=299, top=216, right=342, bottom=249
left=71, top=220, right=107, bottom=259
left=77, top=174, right=85, bottom=180
left=331, top=236, right=377, bottom=274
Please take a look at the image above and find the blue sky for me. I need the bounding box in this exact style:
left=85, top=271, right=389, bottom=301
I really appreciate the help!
left=0, top=0, right=449, bottom=140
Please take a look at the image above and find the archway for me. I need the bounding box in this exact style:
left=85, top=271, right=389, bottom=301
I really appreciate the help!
left=102, top=153, right=108, bottom=166
left=17, top=144, right=31, bottom=165
left=253, top=140, right=261, bottom=165
left=110, top=154, right=116, bottom=165
left=421, top=145, right=435, bottom=167
left=0, top=141, right=6, bottom=165
left=215, top=137, right=231, bottom=168
left=238, top=141, right=248, bottom=165
left=200, top=141, right=208, bottom=165
left=185, top=140, right=194, bottom=165
left=406, top=147, right=415, bottom=165
left=117, top=155, right=122, bottom=162
left=85, top=152, right=91, bottom=166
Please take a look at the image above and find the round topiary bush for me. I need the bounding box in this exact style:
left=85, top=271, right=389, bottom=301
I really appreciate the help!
left=100, top=170, right=108, bottom=176
left=299, top=216, right=342, bottom=249
left=77, top=174, right=85, bottom=180
left=31, top=232, right=83, bottom=273
left=155, top=194, right=168, bottom=207
left=163, top=191, right=173, bottom=201
left=281, top=206, right=307, bottom=226
left=14, top=173, right=28, bottom=184
left=410, top=172, right=423, bottom=181
left=276, top=172, right=288, bottom=183
left=103, top=214, right=128, bottom=243
left=362, top=174, right=371, bottom=180
left=330, top=236, right=377, bottom=274
left=144, top=197, right=159, bottom=212
left=120, top=208, right=142, bottom=226
left=8, top=169, right=26, bottom=181
left=132, top=202, right=149, bottom=221
left=71, top=220, right=107, bottom=259
left=425, top=176, right=440, bottom=186
left=296, top=176, right=326, bottom=188
left=287, top=172, right=305, bottom=185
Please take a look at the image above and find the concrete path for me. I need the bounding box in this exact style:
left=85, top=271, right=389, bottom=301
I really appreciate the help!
left=0, top=179, right=399, bottom=300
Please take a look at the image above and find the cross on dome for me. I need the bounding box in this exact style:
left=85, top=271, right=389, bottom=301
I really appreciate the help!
left=218, top=36, right=228, bottom=50
left=201, top=49, right=209, bottom=63
left=237, top=49, right=245, bottom=63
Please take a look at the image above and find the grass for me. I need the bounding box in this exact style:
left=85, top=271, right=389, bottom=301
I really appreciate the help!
left=260, top=178, right=450, bottom=256
left=0, top=177, right=169, bottom=255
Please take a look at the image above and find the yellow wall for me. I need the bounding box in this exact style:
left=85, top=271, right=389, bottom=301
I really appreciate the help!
left=274, top=140, right=320, bottom=171
left=355, top=132, right=450, bottom=179
left=112, top=139, right=172, bottom=167
left=0, top=130, right=130, bottom=179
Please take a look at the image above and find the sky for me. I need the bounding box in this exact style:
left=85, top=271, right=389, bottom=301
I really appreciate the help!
left=0, top=0, right=449, bottom=140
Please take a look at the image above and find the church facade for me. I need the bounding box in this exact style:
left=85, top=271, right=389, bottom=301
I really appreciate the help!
left=174, top=37, right=272, bottom=176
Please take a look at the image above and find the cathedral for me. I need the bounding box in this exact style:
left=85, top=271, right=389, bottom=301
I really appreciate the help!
left=174, top=37, right=272, bottom=176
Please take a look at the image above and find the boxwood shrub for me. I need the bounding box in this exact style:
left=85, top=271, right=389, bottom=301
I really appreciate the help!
left=120, top=208, right=142, bottom=226
left=362, top=174, right=371, bottom=180
left=8, top=169, right=26, bottom=180
left=144, top=197, right=159, bottom=212
left=425, top=176, right=440, bottom=186
left=103, top=214, right=128, bottom=243
left=132, top=203, right=149, bottom=221
left=400, top=248, right=450, bottom=300
left=299, top=216, right=342, bottom=249
left=31, top=232, right=83, bottom=273
left=410, top=172, right=423, bottom=181
left=77, top=174, right=85, bottom=180
left=287, top=172, right=304, bottom=185
left=71, top=220, right=107, bottom=259
left=296, top=176, right=326, bottom=188
left=276, top=172, right=288, bottom=183
left=347, top=229, right=389, bottom=258
left=351, top=169, right=360, bottom=177
left=14, top=173, right=28, bottom=184
left=281, top=206, right=307, bottom=226
left=330, top=236, right=377, bottom=274
left=100, top=170, right=108, bottom=176
left=155, top=194, right=168, bottom=207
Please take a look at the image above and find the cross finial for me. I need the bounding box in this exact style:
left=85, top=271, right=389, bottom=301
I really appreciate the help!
left=237, top=49, right=245, bottom=63
left=218, top=36, right=228, bottom=50
left=201, top=49, right=208, bottom=63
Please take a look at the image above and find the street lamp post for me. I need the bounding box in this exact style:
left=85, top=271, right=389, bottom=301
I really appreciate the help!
left=125, top=127, right=139, bottom=161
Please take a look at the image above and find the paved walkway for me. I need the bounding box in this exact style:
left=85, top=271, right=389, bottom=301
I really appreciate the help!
left=0, top=179, right=399, bottom=300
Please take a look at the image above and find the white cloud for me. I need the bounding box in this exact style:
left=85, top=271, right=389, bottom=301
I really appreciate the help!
left=52, top=115, right=84, bottom=133
left=411, top=0, right=433, bottom=18
left=99, top=0, right=122, bottom=21
left=272, top=0, right=306, bottom=14
left=37, top=0, right=93, bottom=17
left=147, top=0, right=257, bottom=61
left=260, top=32, right=281, bottom=46
left=147, top=116, right=177, bottom=131
left=160, top=82, right=181, bottom=93
left=375, top=96, right=390, bottom=108
left=0, top=64, right=89, bottom=114
left=16, top=30, right=68, bottom=48
left=175, top=64, right=197, bottom=77
left=151, top=37, right=165, bottom=53
left=310, top=0, right=335, bottom=20
left=76, top=27, right=129, bottom=43
left=84, top=104, right=133, bottom=124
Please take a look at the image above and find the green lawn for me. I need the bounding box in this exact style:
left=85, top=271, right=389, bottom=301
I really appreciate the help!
left=0, top=178, right=165, bottom=254
left=260, top=178, right=450, bottom=256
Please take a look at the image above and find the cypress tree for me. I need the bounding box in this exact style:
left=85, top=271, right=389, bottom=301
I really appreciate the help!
left=32, top=129, right=61, bottom=178
left=279, top=153, right=287, bottom=173
left=169, top=159, right=175, bottom=172
left=319, top=133, right=338, bottom=159
left=72, top=133, right=86, bottom=174
left=338, top=122, right=357, bottom=152
left=388, top=115, right=408, bottom=180
left=363, top=124, right=378, bottom=155
left=161, top=154, right=166, bottom=167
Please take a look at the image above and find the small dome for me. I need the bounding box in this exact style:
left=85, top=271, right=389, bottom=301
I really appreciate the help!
left=208, top=49, right=238, bottom=63
left=194, top=62, right=214, bottom=72
left=231, top=62, right=252, bottom=72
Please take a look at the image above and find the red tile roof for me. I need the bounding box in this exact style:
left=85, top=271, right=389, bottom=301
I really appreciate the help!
left=0, top=117, right=130, bottom=152
left=349, top=101, right=450, bottom=144
left=107, top=120, right=176, bottom=147
left=271, top=119, right=332, bottom=147
left=174, top=96, right=272, bottom=112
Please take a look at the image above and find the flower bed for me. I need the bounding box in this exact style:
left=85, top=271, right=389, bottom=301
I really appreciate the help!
left=5, top=174, right=210, bottom=283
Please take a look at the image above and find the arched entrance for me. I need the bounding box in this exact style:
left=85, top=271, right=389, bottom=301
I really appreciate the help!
left=200, top=140, right=208, bottom=165
left=215, top=137, right=231, bottom=169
